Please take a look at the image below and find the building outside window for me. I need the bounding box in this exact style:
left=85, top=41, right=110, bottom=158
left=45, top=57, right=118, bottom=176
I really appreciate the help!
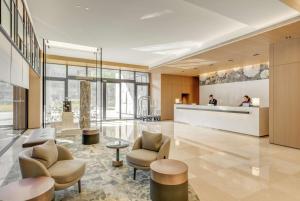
left=0, top=81, right=13, bottom=127
left=0, top=0, right=41, bottom=75
left=45, top=64, right=150, bottom=123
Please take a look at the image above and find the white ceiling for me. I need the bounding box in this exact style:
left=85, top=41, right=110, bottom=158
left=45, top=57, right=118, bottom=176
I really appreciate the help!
left=25, top=0, right=299, bottom=67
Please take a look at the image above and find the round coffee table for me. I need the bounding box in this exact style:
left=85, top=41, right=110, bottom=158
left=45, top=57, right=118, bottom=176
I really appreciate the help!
left=150, top=159, right=188, bottom=201
left=106, top=139, right=129, bottom=167
left=0, top=177, right=55, bottom=201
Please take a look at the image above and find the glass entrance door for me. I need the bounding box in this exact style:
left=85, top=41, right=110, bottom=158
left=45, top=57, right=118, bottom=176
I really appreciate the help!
left=104, top=82, right=120, bottom=120
left=121, top=83, right=134, bottom=119
left=136, top=85, right=149, bottom=118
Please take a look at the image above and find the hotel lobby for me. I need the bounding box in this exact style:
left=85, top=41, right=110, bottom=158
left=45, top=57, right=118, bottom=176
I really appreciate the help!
left=0, top=0, right=300, bottom=201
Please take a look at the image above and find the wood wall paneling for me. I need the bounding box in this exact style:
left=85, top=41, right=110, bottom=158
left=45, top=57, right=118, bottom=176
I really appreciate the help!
left=46, top=55, right=149, bottom=72
left=270, top=37, right=300, bottom=148
left=281, top=0, right=300, bottom=12
left=161, top=74, right=199, bottom=120
left=153, top=20, right=300, bottom=76
left=28, top=68, right=41, bottom=128
left=269, top=44, right=275, bottom=143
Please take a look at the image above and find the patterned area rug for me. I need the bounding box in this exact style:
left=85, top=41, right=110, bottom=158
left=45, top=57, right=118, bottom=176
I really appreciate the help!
left=4, top=133, right=200, bottom=201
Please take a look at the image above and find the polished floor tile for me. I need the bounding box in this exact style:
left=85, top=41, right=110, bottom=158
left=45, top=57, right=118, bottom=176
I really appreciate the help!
left=2, top=120, right=300, bottom=201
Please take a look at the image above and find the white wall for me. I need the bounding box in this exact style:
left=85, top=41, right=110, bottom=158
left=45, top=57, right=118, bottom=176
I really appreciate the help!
left=0, top=32, right=29, bottom=89
left=150, top=72, right=161, bottom=114
left=200, top=79, right=269, bottom=107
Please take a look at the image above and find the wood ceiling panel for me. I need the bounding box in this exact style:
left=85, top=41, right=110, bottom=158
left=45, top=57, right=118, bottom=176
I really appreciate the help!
left=152, top=20, right=300, bottom=75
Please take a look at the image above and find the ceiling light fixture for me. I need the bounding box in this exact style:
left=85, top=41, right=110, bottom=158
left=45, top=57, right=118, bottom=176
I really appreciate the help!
left=140, top=9, right=173, bottom=20
left=46, top=40, right=98, bottom=52
left=134, top=41, right=202, bottom=52
left=85, top=7, right=90, bottom=10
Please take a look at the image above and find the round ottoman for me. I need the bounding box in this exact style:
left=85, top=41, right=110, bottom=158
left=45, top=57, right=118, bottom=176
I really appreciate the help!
left=150, top=159, right=188, bottom=201
left=82, top=128, right=99, bottom=145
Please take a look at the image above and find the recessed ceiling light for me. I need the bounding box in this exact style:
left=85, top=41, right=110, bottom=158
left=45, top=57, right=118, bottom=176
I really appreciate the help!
left=85, top=7, right=90, bottom=10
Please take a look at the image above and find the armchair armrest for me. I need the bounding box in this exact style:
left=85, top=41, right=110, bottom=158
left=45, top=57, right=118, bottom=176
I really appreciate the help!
left=157, top=137, right=171, bottom=160
left=57, top=145, right=74, bottom=160
left=132, top=137, right=142, bottom=150
left=19, top=156, right=50, bottom=178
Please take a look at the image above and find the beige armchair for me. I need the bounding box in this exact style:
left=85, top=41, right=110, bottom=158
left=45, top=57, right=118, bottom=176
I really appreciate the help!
left=19, top=142, right=85, bottom=192
left=126, top=131, right=171, bottom=180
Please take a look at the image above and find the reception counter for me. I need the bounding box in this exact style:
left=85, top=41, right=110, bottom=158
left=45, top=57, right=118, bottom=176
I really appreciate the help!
left=174, top=104, right=269, bottom=136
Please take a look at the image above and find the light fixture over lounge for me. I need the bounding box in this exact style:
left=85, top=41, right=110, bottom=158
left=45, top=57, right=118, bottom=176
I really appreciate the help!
left=46, top=40, right=99, bottom=53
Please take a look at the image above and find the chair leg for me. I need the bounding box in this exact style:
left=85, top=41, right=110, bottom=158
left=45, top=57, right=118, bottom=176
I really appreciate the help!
left=78, top=180, right=81, bottom=193
left=133, top=168, right=137, bottom=180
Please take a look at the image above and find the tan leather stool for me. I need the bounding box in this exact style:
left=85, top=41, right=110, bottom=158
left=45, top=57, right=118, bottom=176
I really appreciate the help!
left=150, top=159, right=188, bottom=201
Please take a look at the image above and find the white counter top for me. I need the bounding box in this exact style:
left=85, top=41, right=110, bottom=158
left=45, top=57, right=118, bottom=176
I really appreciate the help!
left=175, top=104, right=257, bottom=114
left=174, top=104, right=269, bottom=136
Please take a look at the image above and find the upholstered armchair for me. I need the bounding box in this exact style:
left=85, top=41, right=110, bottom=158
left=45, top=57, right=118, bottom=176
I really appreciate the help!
left=126, top=131, right=171, bottom=180
left=19, top=140, right=86, bottom=192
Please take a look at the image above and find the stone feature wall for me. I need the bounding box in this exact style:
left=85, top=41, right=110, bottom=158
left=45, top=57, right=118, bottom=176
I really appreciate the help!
left=200, top=64, right=269, bottom=86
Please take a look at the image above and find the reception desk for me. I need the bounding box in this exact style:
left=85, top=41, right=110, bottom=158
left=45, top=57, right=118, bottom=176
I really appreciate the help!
left=174, top=104, right=269, bottom=136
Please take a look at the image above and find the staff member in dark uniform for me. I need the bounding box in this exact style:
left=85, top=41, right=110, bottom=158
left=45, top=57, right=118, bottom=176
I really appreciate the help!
left=209, top=94, right=218, bottom=106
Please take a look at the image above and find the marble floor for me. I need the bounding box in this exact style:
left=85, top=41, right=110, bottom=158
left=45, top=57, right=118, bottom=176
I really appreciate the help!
left=2, top=120, right=300, bottom=201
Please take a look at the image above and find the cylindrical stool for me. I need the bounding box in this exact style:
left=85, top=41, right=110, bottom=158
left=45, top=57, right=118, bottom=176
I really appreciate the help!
left=150, top=159, right=188, bottom=201
left=82, top=128, right=99, bottom=145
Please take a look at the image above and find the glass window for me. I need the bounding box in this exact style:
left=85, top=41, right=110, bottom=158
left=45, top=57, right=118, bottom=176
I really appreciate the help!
left=0, top=81, right=13, bottom=126
left=105, top=83, right=120, bottom=120
left=137, top=85, right=149, bottom=117
left=1, top=0, right=11, bottom=36
left=121, top=83, right=134, bottom=119
left=17, top=0, right=23, bottom=17
left=46, top=80, right=65, bottom=123
left=91, top=82, right=101, bottom=122
left=68, top=66, right=86, bottom=77
left=18, top=14, right=23, bottom=39
left=67, top=80, right=81, bottom=122
left=136, top=72, right=149, bottom=83
left=121, top=71, right=134, bottom=80
left=46, top=64, right=66, bottom=78
left=87, top=68, right=100, bottom=78
left=102, top=69, right=119, bottom=79
left=4, top=0, right=10, bottom=8
left=11, top=2, right=15, bottom=41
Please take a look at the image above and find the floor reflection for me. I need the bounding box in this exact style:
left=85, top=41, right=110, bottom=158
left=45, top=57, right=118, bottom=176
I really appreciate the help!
left=2, top=120, right=300, bottom=201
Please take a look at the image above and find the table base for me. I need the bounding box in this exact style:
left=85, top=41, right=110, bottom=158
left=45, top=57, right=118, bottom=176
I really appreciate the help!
left=112, top=160, right=123, bottom=167
left=150, top=179, right=188, bottom=201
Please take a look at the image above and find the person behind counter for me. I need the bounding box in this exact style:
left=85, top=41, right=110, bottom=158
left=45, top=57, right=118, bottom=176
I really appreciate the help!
left=239, top=95, right=252, bottom=107
left=208, top=94, right=218, bottom=106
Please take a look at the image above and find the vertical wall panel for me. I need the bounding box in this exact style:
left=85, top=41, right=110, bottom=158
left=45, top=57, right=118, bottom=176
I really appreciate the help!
left=270, top=38, right=300, bottom=149
left=161, top=74, right=199, bottom=120
left=22, top=59, right=29, bottom=89
left=0, top=33, right=12, bottom=83
left=10, top=47, right=23, bottom=87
